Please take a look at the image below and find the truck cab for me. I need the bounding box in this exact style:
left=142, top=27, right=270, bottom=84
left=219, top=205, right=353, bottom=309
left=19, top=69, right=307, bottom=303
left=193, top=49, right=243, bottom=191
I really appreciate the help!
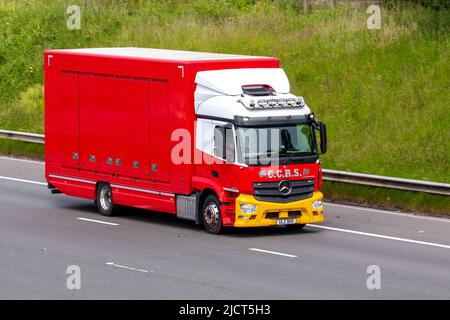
left=193, top=68, right=327, bottom=233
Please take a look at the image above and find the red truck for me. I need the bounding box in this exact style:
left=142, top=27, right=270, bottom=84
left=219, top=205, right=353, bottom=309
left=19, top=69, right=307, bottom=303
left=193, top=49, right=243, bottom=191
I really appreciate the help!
left=44, top=48, right=327, bottom=234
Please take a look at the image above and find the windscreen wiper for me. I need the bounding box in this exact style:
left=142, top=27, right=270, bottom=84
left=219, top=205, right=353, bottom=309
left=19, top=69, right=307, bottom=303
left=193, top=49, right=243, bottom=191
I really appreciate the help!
left=281, top=151, right=313, bottom=164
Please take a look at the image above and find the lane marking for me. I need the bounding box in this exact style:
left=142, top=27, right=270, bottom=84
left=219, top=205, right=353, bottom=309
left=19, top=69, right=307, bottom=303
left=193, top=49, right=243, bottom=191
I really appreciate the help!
left=0, top=174, right=175, bottom=200
left=0, top=175, right=46, bottom=186
left=249, top=248, right=297, bottom=258
left=325, top=202, right=450, bottom=223
left=308, top=224, right=450, bottom=250
left=0, top=156, right=44, bottom=164
left=76, top=217, right=119, bottom=226
left=106, top=262, right=152, bottom=273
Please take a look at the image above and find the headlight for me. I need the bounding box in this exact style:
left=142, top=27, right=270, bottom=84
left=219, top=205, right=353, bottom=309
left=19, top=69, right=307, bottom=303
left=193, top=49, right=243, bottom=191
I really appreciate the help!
left=312, top=200, right=323, bottom=210
left=240, top=203, right=257, bottom=214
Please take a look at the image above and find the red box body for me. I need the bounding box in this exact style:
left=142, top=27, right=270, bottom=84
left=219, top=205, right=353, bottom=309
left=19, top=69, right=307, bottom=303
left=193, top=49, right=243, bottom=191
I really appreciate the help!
left=44, top=49, right=279, bottom=214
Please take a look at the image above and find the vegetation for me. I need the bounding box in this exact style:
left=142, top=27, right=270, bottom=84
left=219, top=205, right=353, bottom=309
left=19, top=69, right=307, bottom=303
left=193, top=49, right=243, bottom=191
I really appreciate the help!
left=384, top=0, right=448, bottom=10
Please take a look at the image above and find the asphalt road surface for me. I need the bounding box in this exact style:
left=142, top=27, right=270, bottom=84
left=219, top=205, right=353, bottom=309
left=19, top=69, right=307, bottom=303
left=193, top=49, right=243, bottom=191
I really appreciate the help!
left=0, top=156, right=449, bottom=299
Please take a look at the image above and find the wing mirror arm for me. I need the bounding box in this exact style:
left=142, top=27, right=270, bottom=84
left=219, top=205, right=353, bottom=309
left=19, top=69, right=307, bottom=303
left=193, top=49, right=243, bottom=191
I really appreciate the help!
left=310, top=114, right=327, bottom=154
left=319, top=122, right=327, bottom=154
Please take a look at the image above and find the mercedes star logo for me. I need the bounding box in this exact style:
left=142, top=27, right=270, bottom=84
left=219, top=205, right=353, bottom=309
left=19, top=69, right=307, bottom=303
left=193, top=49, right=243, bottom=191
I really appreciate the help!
left=278, top=180, right=292, bottom=196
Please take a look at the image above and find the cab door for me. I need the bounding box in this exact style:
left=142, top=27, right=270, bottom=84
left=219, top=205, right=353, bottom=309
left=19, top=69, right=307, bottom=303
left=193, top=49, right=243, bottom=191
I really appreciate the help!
left=209, top=121, right=237, bottom=188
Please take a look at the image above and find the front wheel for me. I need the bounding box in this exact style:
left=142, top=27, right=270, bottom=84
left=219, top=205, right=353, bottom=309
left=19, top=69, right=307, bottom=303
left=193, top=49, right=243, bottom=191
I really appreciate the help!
left=202, top=195, right=222, bottom=234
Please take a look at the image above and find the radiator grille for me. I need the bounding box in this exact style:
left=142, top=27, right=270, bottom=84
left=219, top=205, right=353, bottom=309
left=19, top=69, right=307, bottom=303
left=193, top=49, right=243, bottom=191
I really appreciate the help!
left=253, top=180, right=315, bottom=203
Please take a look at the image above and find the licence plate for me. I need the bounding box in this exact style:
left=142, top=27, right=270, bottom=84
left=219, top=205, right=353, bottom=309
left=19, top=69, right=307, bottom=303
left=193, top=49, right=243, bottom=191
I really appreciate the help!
left=276, top=219, right=296, bottom=225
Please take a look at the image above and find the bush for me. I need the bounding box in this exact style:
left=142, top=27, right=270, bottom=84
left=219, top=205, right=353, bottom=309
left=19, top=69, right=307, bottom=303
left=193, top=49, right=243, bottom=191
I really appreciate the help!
left=383, top=0, right=449, bottom=10
left=0, top=84, right=44, bottom=133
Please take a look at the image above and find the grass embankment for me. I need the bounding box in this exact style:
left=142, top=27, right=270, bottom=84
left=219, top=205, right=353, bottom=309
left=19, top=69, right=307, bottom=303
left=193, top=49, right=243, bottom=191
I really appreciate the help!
left=322, top=181, right=450, bottom=216
left=0, top=1, right=448, bottom=213
left=0, top=139, right=44, bottom=160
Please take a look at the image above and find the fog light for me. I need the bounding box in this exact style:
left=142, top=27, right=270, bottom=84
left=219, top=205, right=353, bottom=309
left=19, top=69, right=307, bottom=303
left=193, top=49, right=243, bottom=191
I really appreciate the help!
left=312, top=200, right=323, bottom=210
left=240, top=203, right=257, bottom=214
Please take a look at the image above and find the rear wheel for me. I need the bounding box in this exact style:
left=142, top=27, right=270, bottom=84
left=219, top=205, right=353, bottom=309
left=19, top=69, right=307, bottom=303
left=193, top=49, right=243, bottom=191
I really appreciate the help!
left=96, top=183, right=117, bottom=216
left=202, top=195, right=222, bottom=234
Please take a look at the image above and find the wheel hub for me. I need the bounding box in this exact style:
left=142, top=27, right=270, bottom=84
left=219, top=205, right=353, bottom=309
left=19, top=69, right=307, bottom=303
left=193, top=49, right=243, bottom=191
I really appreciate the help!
left=99, top=188, right=112, bottom=211
left=204, top=203, right=219, bottom=227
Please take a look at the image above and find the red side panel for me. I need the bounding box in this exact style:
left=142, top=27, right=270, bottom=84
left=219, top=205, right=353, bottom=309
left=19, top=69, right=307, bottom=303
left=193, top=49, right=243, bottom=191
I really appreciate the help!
left=113, top=77, right=150, bottom=178
left=60, top=73, right=79, bottom=169
left=78, top=74, right=115, bottom=173
left=149, top=80, right=170, bottom=183
left=44, top=52, right=63, bottom=167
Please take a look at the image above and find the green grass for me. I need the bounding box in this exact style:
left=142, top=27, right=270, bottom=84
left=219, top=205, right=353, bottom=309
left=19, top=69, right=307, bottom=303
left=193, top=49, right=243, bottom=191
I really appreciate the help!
left=0, top=1, right=448, bottom=211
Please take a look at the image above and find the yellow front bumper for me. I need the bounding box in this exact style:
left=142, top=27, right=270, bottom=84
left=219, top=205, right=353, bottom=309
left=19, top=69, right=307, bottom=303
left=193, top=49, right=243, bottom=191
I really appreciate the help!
left=234, top=191, right=324, bottom=227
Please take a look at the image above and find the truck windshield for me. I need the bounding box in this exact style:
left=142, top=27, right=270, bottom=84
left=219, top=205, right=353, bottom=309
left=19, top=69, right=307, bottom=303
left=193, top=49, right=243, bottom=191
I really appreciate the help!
left=236, top=124, right=317, bottom=165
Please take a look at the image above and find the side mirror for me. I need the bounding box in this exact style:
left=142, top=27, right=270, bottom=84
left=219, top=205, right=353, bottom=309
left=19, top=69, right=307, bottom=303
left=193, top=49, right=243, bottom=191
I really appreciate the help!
left=319, top=122, right=327, bottom=154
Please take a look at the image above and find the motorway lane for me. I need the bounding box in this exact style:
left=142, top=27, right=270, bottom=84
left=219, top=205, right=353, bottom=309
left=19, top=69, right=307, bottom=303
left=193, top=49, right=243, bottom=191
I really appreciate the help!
left=0, top=157, right=449, bottom=299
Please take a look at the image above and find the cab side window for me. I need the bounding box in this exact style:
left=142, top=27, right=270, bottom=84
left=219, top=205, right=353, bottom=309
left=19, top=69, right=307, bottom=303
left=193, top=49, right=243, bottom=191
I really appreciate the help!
left=214, top=125, right=235, bottom=163
left=213, top=126, right=224, bottom=159
left=225, top=126, right=235, bottom=163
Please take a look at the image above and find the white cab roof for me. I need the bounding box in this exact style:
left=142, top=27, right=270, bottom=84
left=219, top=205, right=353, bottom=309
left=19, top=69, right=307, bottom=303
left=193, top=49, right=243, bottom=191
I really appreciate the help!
left=195, top=68, right=290, bottom=96
left=52, top=47, right=271, bottom=61
left=196, top=95, right=311, bottom=121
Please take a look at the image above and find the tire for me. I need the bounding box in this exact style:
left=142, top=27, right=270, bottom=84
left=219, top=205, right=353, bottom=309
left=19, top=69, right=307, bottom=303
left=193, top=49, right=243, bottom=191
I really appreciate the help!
left=202, top=195, right=222, bottom=234
left=96, top=183, right=117, bottom=216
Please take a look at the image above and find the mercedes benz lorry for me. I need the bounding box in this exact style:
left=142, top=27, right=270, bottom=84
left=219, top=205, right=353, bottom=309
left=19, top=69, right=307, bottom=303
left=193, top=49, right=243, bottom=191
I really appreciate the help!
left=44, top=48, right=327, bottom=234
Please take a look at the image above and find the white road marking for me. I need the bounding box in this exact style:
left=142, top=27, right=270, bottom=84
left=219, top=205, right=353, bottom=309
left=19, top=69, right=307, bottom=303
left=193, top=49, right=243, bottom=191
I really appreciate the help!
left=249, top=248, right=297, bottom=258
left=0, top=175, right=46, bottom=186
left=0, top=156, right=44, bottom=164
left=308, top=224, right=450, bottom=250
left=76, top=217, right=119, bottom=226
left=106, top=262, right=152, bottom=273
left=325, top=202, right=450, bottom=223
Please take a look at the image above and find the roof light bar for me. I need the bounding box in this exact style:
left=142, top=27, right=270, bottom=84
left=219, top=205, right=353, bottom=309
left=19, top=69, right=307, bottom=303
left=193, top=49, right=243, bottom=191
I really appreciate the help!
left=239, top=96, right=306, bottom=110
